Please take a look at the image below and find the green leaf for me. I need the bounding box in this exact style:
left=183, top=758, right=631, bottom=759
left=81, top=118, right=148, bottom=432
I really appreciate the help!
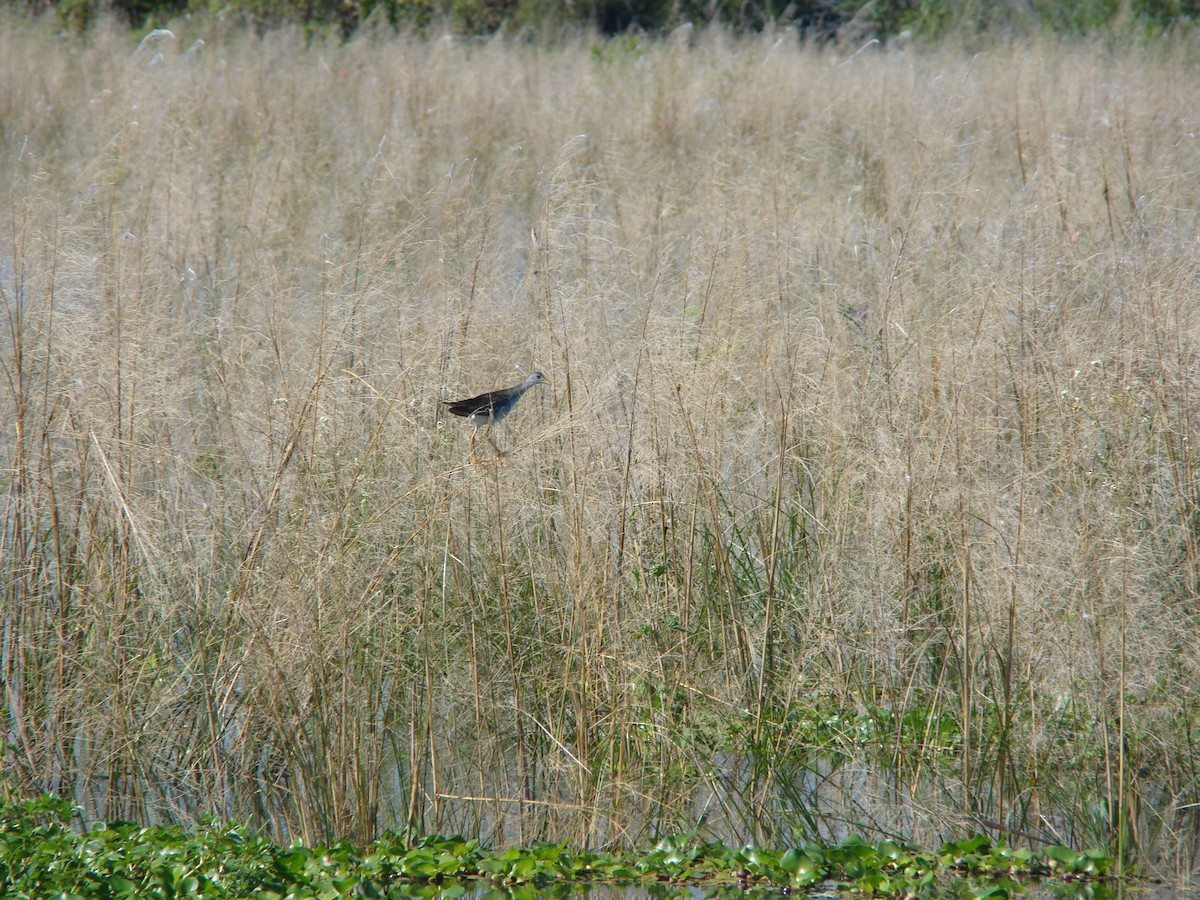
left=780, top=847, right=824, bottom=885
left=108, top=877, right=139, bottom=897
left=877, top=839, right=903, bottom=861
left=1045, top=845, right=1084, bottom=870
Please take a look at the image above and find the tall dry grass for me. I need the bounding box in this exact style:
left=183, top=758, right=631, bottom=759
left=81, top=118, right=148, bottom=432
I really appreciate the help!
left=2, top=13, right=1200, bottom=876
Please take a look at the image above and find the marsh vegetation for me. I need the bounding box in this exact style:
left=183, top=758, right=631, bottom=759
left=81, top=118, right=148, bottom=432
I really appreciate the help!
left=2, top=14, right=1199, bottom=882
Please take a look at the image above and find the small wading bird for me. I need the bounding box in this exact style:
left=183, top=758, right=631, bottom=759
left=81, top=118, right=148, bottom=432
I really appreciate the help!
left=442, top=371, right=546, bottom=458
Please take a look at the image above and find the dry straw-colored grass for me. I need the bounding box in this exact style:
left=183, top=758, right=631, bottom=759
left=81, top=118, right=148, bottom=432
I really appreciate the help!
left=3, top=13, right=1200, bottom=875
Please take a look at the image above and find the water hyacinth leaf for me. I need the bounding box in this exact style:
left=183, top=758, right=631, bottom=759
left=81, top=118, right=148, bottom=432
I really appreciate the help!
left=436, top=853, right=466, bottom=875
left=277, top=848, right=312, bottom=877
left=333, top=873, right=359, bottom=893
left=831, top=834, right=871, bottom=857
left=402, top=850, right=442, bottom=878
left=742, top=846, right=772, bottom=866
left=780, top=847, right=824, bottom=885
left=477, top=856, right=509, bottom=876
left=1045, top=846, right=1085, bottom=870
left=876, top=839, right=903, bottom=861
left=856, top=870, right=887, bottom=893
left=993, top=845, right=1034, bottom=868
left=941, top=834, right=992, bottom=868
left=779, top=847, right=805, bottom=873
left=107, top=877, right=139, bottom=897
left=1082, top=849, right=1115, bottom=875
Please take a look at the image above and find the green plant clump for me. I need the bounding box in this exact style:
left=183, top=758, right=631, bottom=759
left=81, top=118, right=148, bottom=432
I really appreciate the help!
left=0, top=796, right=1117, bottom=899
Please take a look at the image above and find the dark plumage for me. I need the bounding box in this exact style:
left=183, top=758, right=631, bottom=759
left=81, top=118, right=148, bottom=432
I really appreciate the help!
left=442, top=371, right=546, bottom=432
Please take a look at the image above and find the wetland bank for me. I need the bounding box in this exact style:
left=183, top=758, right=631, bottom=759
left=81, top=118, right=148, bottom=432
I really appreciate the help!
left=2, top=11, right=1199, bottom=888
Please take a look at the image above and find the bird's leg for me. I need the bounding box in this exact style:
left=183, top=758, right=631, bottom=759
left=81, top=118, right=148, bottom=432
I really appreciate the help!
left=470, top=428, right=479, bottom=464
left=487, top=429, right=504, bottom=458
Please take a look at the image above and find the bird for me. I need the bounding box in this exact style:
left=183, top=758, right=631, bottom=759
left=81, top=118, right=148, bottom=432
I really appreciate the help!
left=442, top=371, right=546, bottom=458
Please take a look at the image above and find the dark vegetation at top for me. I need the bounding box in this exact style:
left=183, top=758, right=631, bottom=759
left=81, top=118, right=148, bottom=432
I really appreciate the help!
left=12, top=0, right=1200, bottom=40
